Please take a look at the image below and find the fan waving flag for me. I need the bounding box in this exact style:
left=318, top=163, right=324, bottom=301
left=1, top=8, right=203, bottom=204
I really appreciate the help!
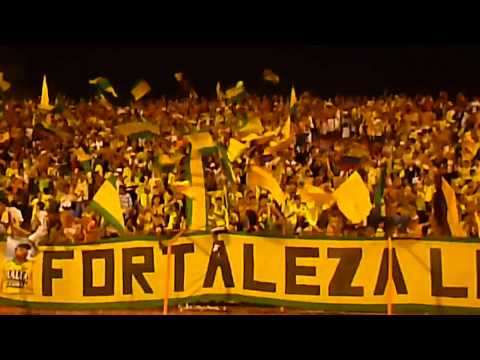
left=89, top=77, right=118, bottom=97
left=89, top=179, right=125, bottom=232
left=131, top=79, right=151, bottom=101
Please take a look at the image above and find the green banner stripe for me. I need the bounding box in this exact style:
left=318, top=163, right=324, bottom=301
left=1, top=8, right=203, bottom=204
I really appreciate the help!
left=0, top=294, right=478, bottom=314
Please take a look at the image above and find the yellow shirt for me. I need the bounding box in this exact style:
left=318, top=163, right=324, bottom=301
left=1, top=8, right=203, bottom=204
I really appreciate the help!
left=1, top=259, right=33, bottom=295
left=424, top=185, right=435, bottom=203
left=139, top=193, right=153, bottom=208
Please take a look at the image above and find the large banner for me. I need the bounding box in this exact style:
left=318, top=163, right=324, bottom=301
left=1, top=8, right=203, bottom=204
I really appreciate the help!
left=1, top=233, right=479, bottom=313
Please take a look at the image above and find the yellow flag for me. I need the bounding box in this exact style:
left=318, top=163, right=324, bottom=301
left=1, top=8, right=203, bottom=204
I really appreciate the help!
left=0, top=73, right=11, bottom=92
left=299, top=184, right=336, bottom=208
left=247, top=165, right=286, bottom=205
left=241, top=131, right=276, bottom=145
left=225, top=81, right=245, bottom=99
left=216, top=82, right=224, bottom=101
left=238, top=116, right=264, bottom=135
left=441, top=178, right=468, bottom=237
left=281, top=115, right=291, bottom=139
left=171, top=181, right=203, bottom=199
left=174, top=72, right=184, bottom=82
left=0, top=132, right=10, bottom=143
left=99, top=94, right=113, bottom=111
left=263, top=137, right=293, bottom=155
left=333, top=172, right=372, bottom=224
left=90, top=180, right=125, bottom=231
left=115, top=122, right=161, bottom=137
left=187, top=132, right=215, bottom=150
left=74, top=148, right=91, bottom=162
left=263, top=69, right=280, bottom=84
left=227, top=138, right=249, bottom=162
left=290, top=86, right=297, bottom=110
left=39, top=75, right=54, bottom=111
left=131, top=80, right=151, bottom=101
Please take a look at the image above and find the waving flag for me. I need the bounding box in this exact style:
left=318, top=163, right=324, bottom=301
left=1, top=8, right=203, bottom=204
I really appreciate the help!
left=247, top=165, right=286, bottom=206
left=0, top=73, right=11, bottom=92
left=333, top=171, right=372, bottom=224
left=227, top=138, right=249, bottom=162
left=89, top=77, right=118, bottom=97
left=131, top=79, right=151, bottom=101
left=263, top=69, right=280, bottom=84
left=238, top=115, right=264, bottom=135
left=89, top=179, right=125, bottom=232
left=114, top=121, right=160, bottom=140
left=290, top=86, right=297, bottom=112
left=39, top=75, right=54, bottom=111
left=441, top=178, right=467, bottom=237
left=216, top=81, right=224, bottom=101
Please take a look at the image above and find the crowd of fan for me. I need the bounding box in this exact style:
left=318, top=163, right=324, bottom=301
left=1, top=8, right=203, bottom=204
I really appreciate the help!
left=0, top=89, right=479, bottom=247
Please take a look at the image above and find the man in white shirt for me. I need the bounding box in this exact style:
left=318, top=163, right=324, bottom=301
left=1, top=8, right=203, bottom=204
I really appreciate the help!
left=1, top=201, right=26, bottom=236
left=28, top=202, right=49, bottom=255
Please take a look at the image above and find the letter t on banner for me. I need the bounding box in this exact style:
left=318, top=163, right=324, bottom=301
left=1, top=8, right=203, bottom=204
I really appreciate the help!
left=163, top=230, right=186, bottom=315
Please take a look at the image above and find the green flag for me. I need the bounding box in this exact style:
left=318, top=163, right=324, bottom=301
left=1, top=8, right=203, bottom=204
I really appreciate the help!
left=89, top=77, right=118, bottom=97
left=374, top=166, right=387, bottom=207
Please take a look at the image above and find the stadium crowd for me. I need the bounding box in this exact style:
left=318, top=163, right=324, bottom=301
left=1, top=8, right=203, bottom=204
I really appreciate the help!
left=0, top=83, right=479, bottom=248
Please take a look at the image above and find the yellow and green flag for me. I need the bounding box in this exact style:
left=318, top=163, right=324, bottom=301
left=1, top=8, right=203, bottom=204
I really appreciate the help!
left=333, top=171, right=372, bottom=224
left=89, top=77, right=118, bottom=97
left=131, top=79, right=151, bottom=101
left=89, top=179, right=125, bottom=232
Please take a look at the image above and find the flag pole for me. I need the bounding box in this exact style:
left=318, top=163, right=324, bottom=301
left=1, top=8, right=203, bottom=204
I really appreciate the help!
left=387, top=236, right=393, bottom=315
left=163, top=230, right=186, bottom=315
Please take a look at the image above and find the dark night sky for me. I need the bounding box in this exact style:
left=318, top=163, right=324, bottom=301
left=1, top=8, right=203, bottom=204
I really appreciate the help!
left=1, top=44, right=480, bottom=102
